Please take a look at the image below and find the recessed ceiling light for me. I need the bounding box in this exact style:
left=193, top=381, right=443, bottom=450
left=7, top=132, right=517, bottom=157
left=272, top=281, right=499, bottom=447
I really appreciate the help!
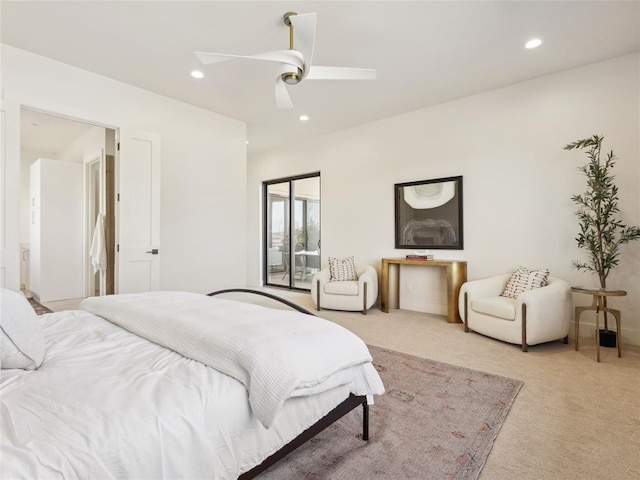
left=299, top=115, right=309, bottom=121
left=246, top=140, right=249, bottom=145
left=190, top=70, right=204, bottom=79
left=525, top=38, right=543, bottom=49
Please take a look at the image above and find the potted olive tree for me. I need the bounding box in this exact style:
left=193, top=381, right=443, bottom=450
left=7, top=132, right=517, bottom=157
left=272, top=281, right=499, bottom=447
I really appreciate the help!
left=564, top=135, right=640, bottom=346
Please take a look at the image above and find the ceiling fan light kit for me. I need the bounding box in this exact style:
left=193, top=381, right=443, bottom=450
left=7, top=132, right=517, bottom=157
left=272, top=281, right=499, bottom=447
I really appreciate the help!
left=194, top=11, right=376, bottom=108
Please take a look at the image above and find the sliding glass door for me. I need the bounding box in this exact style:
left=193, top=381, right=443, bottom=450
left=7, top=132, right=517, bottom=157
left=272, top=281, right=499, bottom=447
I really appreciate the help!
left=264, top=173, right=320, bottom=290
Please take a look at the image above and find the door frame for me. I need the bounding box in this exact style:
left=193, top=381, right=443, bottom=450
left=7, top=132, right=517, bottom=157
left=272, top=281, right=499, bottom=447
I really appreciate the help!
left=2, top=94, right=125, bottom=294
left=84, top=153, right=105, bottom=297
left=262, top=171, right=320, bottom=291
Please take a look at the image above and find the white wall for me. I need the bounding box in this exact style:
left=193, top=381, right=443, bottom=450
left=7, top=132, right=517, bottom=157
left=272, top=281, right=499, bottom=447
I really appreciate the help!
left=248, top=53, right=640, bottom=344
left=2, top=44, right=247, bottom=294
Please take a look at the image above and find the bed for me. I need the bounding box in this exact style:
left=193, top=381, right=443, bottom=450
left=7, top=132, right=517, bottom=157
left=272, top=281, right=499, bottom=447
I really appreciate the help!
left=0, top=288, right=384, bottom=479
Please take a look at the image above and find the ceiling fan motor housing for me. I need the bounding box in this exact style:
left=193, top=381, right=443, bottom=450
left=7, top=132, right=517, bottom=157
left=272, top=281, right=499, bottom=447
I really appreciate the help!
left=283, top=11, right=297, bottom=26
left=281, top=69, right=303, bottom=85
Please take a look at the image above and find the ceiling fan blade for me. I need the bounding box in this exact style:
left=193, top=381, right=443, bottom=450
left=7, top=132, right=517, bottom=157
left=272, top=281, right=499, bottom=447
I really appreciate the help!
left=195, top=50, right=303, bottom=69
left=194, top=51, right=247, bottom=65
left=289, top=13, right=317, bottom=78
left=306, top=66, right=377, bottom=80
left=275, top=77, right=294, bottom=109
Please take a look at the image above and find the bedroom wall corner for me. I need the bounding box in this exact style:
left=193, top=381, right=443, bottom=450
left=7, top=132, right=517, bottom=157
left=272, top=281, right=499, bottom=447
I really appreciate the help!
left=246, top=53, right=640, bottom=345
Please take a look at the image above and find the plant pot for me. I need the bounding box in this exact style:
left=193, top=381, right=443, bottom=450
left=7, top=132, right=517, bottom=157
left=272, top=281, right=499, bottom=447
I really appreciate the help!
left=598, top=329, right=617, bottom=348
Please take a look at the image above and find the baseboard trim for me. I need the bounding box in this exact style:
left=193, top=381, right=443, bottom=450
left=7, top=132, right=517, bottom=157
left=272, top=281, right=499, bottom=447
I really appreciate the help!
left=571, top=321, right=640, bottom=347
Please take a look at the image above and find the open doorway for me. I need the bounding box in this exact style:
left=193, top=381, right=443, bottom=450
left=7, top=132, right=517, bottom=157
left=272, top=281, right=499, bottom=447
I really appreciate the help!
left=20, top=108, right=116, bottom=303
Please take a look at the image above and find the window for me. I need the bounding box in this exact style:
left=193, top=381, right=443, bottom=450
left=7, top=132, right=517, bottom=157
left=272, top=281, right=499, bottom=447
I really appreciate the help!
left=263, top=173, right=320, bottom=290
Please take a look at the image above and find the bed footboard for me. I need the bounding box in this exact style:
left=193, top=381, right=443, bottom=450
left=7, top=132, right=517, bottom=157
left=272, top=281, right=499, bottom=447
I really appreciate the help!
left=207, top=288, right=317, bottom=316
left=238, top=394, right=369, bottom=479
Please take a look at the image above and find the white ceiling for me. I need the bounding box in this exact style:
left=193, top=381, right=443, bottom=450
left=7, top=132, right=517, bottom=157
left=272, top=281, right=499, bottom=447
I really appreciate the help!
left=20, top=109, right=97, bottom=156
left=2, top=1, right=639, bottom=155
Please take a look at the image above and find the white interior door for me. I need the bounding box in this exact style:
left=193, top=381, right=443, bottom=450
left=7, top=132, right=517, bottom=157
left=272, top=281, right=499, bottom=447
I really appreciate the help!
left=116, top=130, right=160, bottom=293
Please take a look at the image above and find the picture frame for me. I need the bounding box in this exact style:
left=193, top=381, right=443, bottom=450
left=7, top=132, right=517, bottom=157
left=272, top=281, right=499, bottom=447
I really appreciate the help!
left=394, top=175, right=463, bottom=250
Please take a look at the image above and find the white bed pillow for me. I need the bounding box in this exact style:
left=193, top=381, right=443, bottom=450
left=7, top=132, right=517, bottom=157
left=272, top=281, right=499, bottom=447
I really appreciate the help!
left=0, top=288, right=45, bottom=370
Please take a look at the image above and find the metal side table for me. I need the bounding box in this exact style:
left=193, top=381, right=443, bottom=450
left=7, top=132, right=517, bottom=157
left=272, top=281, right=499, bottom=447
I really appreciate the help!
left=571, top=287, right=627, bottom=362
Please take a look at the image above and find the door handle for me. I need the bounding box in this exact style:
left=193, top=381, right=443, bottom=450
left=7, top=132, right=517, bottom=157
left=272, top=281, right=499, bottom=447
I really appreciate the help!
left=146, top=249, right=159, bottom=255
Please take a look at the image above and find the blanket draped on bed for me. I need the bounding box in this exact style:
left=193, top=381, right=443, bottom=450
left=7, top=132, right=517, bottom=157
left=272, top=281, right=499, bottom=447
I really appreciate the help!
left=81, top=292, right=384, bottom=428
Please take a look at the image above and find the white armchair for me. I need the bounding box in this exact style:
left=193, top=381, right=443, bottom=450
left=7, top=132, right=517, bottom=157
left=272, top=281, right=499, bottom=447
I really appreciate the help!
left=458, top=273, right=571, bottom=351
left=312, top=265, right=378, bottom=315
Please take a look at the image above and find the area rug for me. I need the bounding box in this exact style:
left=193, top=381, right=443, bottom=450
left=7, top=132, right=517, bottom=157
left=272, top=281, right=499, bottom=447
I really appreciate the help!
left=259, top=345, right=523, bottom=480
left=27, top=297, right=53, bottom=315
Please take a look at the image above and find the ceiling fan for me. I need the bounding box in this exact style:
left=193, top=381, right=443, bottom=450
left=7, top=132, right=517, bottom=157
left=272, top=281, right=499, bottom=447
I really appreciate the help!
left=194, top=12, right=377, bottom=109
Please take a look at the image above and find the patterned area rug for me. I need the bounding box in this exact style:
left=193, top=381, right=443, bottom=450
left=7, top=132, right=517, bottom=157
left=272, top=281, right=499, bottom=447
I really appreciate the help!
left=259, top=346, right=523, bottom=480
left=27, top=297, right=53, bottom=315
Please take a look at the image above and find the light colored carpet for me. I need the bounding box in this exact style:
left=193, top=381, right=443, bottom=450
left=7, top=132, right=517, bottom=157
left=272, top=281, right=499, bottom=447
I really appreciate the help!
left=259, top=345, right=522, bottom=479
left=252, top=288, right=640, bottom=480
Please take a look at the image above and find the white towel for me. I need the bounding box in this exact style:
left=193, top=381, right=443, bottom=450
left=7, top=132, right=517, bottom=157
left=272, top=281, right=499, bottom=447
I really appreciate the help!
left=90, top=213, right=107, bottom=273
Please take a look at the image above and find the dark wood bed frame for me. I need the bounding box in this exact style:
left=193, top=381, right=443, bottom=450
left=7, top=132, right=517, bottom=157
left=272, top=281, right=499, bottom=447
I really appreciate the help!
left=207, top=289, right=370, bottom=479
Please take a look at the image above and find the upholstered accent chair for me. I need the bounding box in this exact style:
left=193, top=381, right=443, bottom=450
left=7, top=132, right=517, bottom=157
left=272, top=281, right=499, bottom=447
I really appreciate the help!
left=458, top=273, right=571, bottom=351
left=312, top=264, right=378, bottom=315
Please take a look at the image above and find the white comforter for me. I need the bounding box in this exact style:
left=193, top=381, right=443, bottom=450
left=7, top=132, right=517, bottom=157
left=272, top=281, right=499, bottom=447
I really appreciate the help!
left=1, top=305, right=382, bottom=479
left=80, top=291, right=384, bottom=428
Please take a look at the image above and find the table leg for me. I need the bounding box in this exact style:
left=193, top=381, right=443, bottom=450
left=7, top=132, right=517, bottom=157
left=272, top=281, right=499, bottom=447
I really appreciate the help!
left=574, top=304, right=595, bottom=351
left=611, top=308, right=622, bottom=358
left=392, top=264, right=400, bottom=310
left=446, top=262, right=466, bottom=324
left=574, top=306, right=580, bottom=351
left=595, top=299, right=601, bottom=363
left=381, top=261, right=389, bottom=313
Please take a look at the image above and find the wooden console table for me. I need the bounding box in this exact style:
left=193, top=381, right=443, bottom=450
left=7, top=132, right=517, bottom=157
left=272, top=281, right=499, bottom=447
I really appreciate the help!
left=381, top=258, right=467, bottom=323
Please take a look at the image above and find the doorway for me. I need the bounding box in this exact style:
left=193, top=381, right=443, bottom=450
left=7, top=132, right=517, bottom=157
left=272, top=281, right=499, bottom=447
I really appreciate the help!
left=20, top=108, right=116, bottom=301
left=263, top=173, right=320, bottom=291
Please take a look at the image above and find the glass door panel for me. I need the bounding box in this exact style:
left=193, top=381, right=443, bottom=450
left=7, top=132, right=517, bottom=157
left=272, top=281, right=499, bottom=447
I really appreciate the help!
left=265, top=182, right=289, bottom=287
left=292, top=177, right=320, bottom=289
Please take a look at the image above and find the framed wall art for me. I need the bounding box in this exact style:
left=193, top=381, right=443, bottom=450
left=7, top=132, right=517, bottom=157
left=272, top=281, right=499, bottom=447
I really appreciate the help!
left=394, top=175, right=463, bottom=249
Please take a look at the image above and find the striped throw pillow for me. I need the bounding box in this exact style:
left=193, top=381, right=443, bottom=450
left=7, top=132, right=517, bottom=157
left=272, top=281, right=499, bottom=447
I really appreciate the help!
left=501, top=266, right=550, bottom=298
left=328, top=256, right=358, bottom=282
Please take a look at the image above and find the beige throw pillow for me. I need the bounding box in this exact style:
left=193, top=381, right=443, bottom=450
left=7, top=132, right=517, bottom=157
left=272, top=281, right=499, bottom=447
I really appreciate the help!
left=328, top=256, right=358, bottom=282
left=501, top=266, right=550, bottom=299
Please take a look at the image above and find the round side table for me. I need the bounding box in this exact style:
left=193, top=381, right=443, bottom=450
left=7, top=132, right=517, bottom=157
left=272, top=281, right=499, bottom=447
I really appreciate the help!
left=571, top=287, right=627, bottom=362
